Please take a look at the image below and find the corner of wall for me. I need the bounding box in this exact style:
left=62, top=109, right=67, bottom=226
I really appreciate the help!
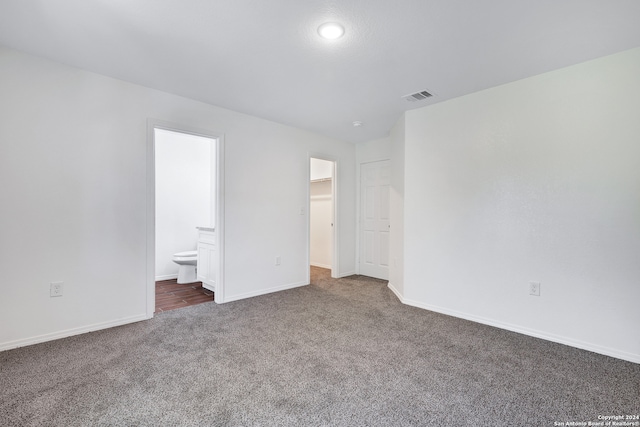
left=400, top=48, right=640, bottom=363
left=388, top=114, right=406, bottom=298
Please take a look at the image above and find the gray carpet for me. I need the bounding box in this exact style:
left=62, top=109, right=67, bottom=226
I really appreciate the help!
left=1, top=267, right=638, bottom=426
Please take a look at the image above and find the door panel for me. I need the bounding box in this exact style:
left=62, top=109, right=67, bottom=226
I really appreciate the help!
left=364, top=231, right=374, bottom=265
left=379, top=232, right=390, bottom=268
left=359, top=160, right=390, bottom=280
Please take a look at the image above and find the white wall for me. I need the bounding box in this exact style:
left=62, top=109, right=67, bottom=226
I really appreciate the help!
left=0, top=46, right=356, bottom=350
left=356, top=137, right=391, bottom=165
left=155, top=129, right=212, bottom=280
left=402, top=47, right=640, bottom=363
left=310, top=179, right=332, bottom=269
left=388, top=117, right=405, bottom=297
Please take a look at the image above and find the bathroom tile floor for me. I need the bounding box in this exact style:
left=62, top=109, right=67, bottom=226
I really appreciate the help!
left=155, top=279, right=214, bottom=313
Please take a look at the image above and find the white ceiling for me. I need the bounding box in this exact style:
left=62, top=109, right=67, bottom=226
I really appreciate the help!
left=1, top=0, right=639, bottom=143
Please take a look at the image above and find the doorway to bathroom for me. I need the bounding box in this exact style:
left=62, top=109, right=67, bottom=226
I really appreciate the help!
left=146, top=121, right=225, bottom=317
left=309, top=156, right=337, bottom=279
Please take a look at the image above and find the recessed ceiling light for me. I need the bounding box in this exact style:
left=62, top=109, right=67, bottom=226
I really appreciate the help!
left=352, top=121, right=363, bottom=127
left=318, top=22, right=345, bottom=40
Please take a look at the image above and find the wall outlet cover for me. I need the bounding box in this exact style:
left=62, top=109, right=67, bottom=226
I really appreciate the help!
left=50, top=282, right=64, bottom=297
left=529, top=281, right=541, bottom=296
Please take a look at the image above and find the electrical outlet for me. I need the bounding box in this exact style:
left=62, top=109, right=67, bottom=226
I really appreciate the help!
left=529, top=281, right=540, bottom=297
left=50, top=282, right=64, bottom=297
left=275, top=256, right=281, bottom=266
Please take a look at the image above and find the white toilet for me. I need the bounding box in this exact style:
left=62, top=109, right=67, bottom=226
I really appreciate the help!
left=172, top=251, right=198, bottom=284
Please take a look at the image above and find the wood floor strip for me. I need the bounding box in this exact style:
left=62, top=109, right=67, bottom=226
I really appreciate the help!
left=155, top=279, right=213, bottom=313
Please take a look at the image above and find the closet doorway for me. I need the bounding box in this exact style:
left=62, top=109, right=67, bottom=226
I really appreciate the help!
left=309, top=157, right=337, bottom=278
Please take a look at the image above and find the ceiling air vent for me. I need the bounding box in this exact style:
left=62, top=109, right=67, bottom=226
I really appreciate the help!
left=402, top=90, right=434, bottom=102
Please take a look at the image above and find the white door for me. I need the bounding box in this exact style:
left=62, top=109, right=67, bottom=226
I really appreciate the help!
left=359, top=160, right=390, bottom=280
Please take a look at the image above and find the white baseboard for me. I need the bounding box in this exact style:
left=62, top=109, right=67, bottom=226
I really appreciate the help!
left=338, top=270, right=356, bottom=278
left=387, top=282, right=403, bottom=301
left=387, top=284, right=640, bottom=365
left=222, top=280, right=308, bottom=304
left=155, top=274, right=178, bottom=281
left=310, top=262, right=332, bottom=269
left=0, top=314, right=150, bottom=352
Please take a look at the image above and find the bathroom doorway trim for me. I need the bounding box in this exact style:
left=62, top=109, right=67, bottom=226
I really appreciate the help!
left=146, top=119, right=226, bottom=318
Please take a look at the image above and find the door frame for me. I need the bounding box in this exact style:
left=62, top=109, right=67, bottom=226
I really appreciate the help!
left=146, top=119, right=226, bottom=318
left=308, top=153, right=339, bottom=280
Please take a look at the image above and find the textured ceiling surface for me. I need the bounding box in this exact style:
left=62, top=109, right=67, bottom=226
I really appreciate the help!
left=1, top=0, right=639, bottom=143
